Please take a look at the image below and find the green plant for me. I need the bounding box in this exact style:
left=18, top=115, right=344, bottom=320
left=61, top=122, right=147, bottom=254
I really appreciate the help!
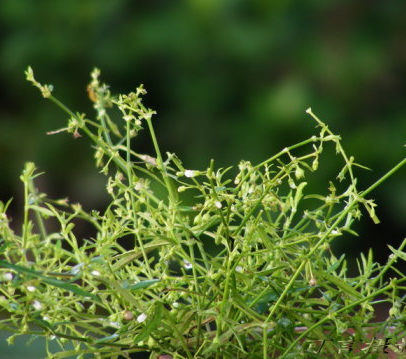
left=0, top=68, right=405, bottom=359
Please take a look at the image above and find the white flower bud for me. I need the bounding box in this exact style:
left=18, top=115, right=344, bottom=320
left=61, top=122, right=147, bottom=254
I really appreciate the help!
left=3, top=273, right=13, bottom=281
left=183, top=260, right=192, bottom=270
left=295, top=166, right=305, bottom=180
left=312, top=157, right=319, bottom=171
left=137, top=313, right=147, bottom=323
left=184, top=170, right=196, bottom=178
left=32, top=300, right=42, bottom=310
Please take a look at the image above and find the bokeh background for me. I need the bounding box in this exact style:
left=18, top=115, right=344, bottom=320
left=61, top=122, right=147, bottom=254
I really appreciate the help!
left=0, top=1, right=405, bottom=358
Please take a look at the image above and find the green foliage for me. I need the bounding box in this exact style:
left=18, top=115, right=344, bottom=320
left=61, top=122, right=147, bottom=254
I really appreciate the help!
left=1, top=2, right=406, bottom=254
left=0, top=69, right=405, bottom=358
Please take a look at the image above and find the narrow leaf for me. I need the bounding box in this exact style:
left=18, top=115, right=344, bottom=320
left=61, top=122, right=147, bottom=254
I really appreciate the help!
left=129, top=279, right=160, bottom=291
left=112, top=240, right=169, bottom=271
left=388, top=245, right=406, bottom=261
left=314, top=269, right=363, bottom=300
left=28, top=205, right=55, bottom=217
left=95, top=333, right=119, bottom=344
left=0, top=260, right=101, bottom=303
left=133, top=303, right=162, bottom=345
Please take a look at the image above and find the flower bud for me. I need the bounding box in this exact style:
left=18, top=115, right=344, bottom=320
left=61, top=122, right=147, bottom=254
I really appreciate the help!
left=123, top=310, right=133, bottom=321
left=295, top=166, right=305, bottom=180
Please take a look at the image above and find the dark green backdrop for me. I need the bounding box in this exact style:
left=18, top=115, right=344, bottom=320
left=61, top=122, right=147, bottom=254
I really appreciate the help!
left=1, top=1, right=405, bottom=358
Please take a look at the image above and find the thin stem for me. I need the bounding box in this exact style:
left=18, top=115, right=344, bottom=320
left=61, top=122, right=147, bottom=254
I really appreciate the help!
left=361, top=157, right=406, bottom=198
left=47, top=94, right=129, bottom=174
left=28, top=179, right=47, bottom=240
left=126, top=119, right=152, bottom=277
left=188, top=242, right=202, bottom=350
left=370, top=237, right=406, bottom=287
left=48, top=95, right=77, bottom=119
left=306, top=108, right=356, bottom=182
left=236, top=137, right=316, bottom=193
left=145, top=117, right=178, bottom=206
left=215, top=255, right=233, bottom=349
left=22, top=180, right=29, bottom=249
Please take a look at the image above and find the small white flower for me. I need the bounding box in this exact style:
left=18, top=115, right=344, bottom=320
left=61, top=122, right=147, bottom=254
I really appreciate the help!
left=91, top=270, right=100, bottom=276
left=184, top=170, right=196, bottom=178
left=123, top=114, right=134, bottom=122
left=143, top=110, right=156, bottom=121
left=235, top=266, right=243, bottom=273
left=173, top=302, right=179, bottom=308
left=137, top=313, right=147, bottom=323
left=70, top=263, right=83, bottom=275
left=138, top=154, right=157, bottom=166
left=134, top=181, right=143, bottom=191
left=27, top=285, right=36, bottom=292
left=183, top=260, right=192, bottom=270
left=215, top=201, right=222, bottom=209
left=42, top=316, right=50, bottom=321
left=3, top=272, right=13, bottom=281
left=32, top=300, right=42, bottom=311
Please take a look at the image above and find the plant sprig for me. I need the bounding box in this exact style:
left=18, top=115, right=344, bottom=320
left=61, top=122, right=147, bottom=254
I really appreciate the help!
left=0, top=67, right=404, bottom=358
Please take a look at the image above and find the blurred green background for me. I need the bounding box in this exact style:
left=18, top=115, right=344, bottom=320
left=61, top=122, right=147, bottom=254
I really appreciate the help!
left=0, top=1, right=405, bottom=358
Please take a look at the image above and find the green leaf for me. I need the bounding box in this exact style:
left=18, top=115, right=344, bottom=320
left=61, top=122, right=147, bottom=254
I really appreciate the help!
left=313, top=269, right=363, bottom=300
left=42, top=277, right=101, bottom=303
left=95, top=333, right=119, bottom=344
left=388, top=245, right=406, bottom=261
left=133, top=303, right=163, bottom=345
left=107, top=117, right=122, bottom=137
left=293, top=182, right=307, bottom=208
left=327, top=254, right=345, bottom=273
left=256, top=226, right=273, bottom=250
left=112, top=240, right=169, bottom=271
left=0, top=260, right=101, bottom=303
left=129, top=279, right=160, bottom=291
left=97, top=277, right=138, bottom=306
left=33, top=315, right=54, bottom=332
left=28, top=205, right=55, bottom=218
